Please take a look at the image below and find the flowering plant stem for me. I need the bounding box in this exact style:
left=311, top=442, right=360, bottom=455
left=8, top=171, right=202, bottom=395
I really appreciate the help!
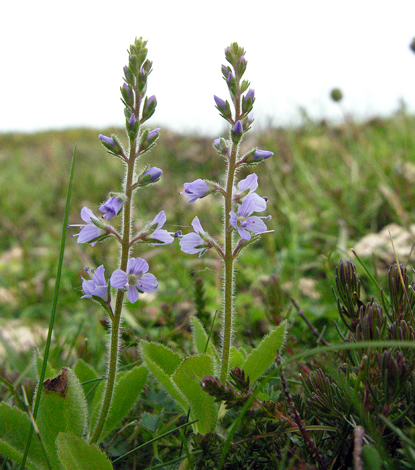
left=220, top=107, right=240, bottom=384
left=90, top=140, right=136, bottom=445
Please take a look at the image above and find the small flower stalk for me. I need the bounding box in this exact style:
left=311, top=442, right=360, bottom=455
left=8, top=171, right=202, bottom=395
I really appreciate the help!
left=178, top=42, right=274, bottom=382
left=69, top=38, right=172, bottom=445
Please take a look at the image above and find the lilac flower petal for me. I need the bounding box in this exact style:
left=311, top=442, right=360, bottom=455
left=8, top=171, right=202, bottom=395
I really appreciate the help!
left=150, top=211, right=166, bottom=230
left=91, top=285, right=108, bottom=299
left=135, top=273, right=159, bottom=293
left=179, top=233, right=205, bottom=255
left=237, top=174, right=258, bottom=193
left=110, top=269, right=128, bottom=289
left=191, top=216, right=205, bottom=235
left=244, top=216, right=268, bottom=233
left=77, top=225, right=103, bottom=244
left=127, top=258, right=149, bottom=276
left=238, top=197, right=256, bottom=218
left=229, top=211, right=238, bottom=230
left=151, top=229, right=174, bottom=245
left=245, top=193, right=267, bottom=212
left=127, top=285, right=139, bottom=303
left=237, top=226, right=251, bottom=240
left=81, top=207, right=95, bottom=223
left=93, top=265, right=106, bottom=286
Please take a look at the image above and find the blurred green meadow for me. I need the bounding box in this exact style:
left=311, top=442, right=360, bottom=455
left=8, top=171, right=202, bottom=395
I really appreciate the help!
left=2, top=106, right=415, bottom=466
left=2, top=107, right=415, bottom=333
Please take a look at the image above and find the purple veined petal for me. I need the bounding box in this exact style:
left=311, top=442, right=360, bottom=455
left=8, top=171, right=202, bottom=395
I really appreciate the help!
left=80, top=207, right=95, bottom=223
left=150, top=211, right=166, bottom=230
left=245, top=193, right=267, bottom=212
left=136, top=273, right=159, bottom=293
left=237, top=226, right=252, bottom=241
left=77, top=225, right=104, bottom=244
left=191, top=216, right=205, bottom=235
left=179, top=233, right=205, bottom=255
left=151, top=229, right=174, bottom=245
left=91, top=285, right=109, bottom=300
left=81, top=279, right=96, bottom=298
left=243, top=216, right=268, bottom=234
left=127, top=285, right=139, bottom=304
left=229, top=211, right=238, bottom=230
left=127, top=258, right=149, bottom=276
left=237, top=174, right=258, bottom=193
left=110, top=269, right=128, bottom=289
left=238, top=197, right=256, bottom=218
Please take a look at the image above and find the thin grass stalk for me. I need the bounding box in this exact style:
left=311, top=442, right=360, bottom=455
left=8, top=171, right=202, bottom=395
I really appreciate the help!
left=19, top=150, right=76, bottom=470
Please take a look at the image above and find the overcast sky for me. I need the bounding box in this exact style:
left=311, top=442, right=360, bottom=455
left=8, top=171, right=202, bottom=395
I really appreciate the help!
left=2, top=0, right=415, bottom=136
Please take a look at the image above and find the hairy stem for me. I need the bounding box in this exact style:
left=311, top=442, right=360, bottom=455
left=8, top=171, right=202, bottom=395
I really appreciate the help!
left=90, top=144, right=136, bottom=444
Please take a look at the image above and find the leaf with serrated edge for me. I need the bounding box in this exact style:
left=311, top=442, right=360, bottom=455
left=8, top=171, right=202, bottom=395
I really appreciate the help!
left=140, top=341, right=187, bottom=410
left=172, top=354, right=218, bottom=435
left=241, top=321, right=287, bottom=384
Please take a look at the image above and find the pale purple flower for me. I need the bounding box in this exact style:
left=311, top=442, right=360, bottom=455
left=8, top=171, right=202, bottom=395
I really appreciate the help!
left=214, top=95, right=226, bottom=109
left=81, top=265, right=109, bottom=302
left=229, top=197, right=270, bottom=241
left=99, top=134, right=115, bottom=147
left=147, top=128, right=160, bottom=141
left=253, top=150, right=274, bottom=160
left=110, top=258, right=158, bottom=304
left=182, top=179, right=210, bottom=203
left=179, top=217, right=211, bottom=257
left=233, top=174, right=267, bottom=212
left=146, top=211, right=174, bottom=245
left=227, top=71, right=234, bottom=85
left=99, top=196, right=123, bottom=220
left=70, top=207, right=106, bottom=246
left=233, top=120, right=243, bottom=135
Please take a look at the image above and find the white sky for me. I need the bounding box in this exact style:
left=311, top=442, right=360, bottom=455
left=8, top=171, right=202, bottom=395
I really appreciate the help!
left=2, top=0, right=415, bottom=136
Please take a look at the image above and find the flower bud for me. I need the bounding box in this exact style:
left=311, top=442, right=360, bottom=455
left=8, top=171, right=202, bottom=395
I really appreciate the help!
left=136, top=167, right=162, bottom=186
left=214, top=95, right=226, bottom=110
left=99, top=134, right=115, bottom=147
left=233, top=120, right=243, bottom=135
left=129, top=113, right=136, bottom=130
left=147, top=127, right=160, bottom=142
left=141, top=95, right=157, bottom=122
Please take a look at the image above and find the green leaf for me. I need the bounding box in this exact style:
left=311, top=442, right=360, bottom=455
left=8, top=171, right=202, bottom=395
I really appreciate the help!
left=98, top=365, right=148, bottom=443
left=229, top=347, right=245, bottom=370
left=140, top=341, right=187, bottom=410
left=191, top=317, right=219, bottom=370
left=172, top=355, right=218, bottom=435
left=56, top=433, right=113, bottom=470
left=36, top=368, right=88, bottom=469
left=241, top=321, right=287, bottom=384
left=73, top=359, right=100, bottom=408
left=362, top=445, right=383, bottom=470
left=0, top=403, right=49, bottom=470
left=35, top=353, right=56, bottom=382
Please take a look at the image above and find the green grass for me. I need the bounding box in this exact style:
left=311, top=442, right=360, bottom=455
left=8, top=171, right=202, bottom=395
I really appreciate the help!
left=2, top=109, right=415, bottom=467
